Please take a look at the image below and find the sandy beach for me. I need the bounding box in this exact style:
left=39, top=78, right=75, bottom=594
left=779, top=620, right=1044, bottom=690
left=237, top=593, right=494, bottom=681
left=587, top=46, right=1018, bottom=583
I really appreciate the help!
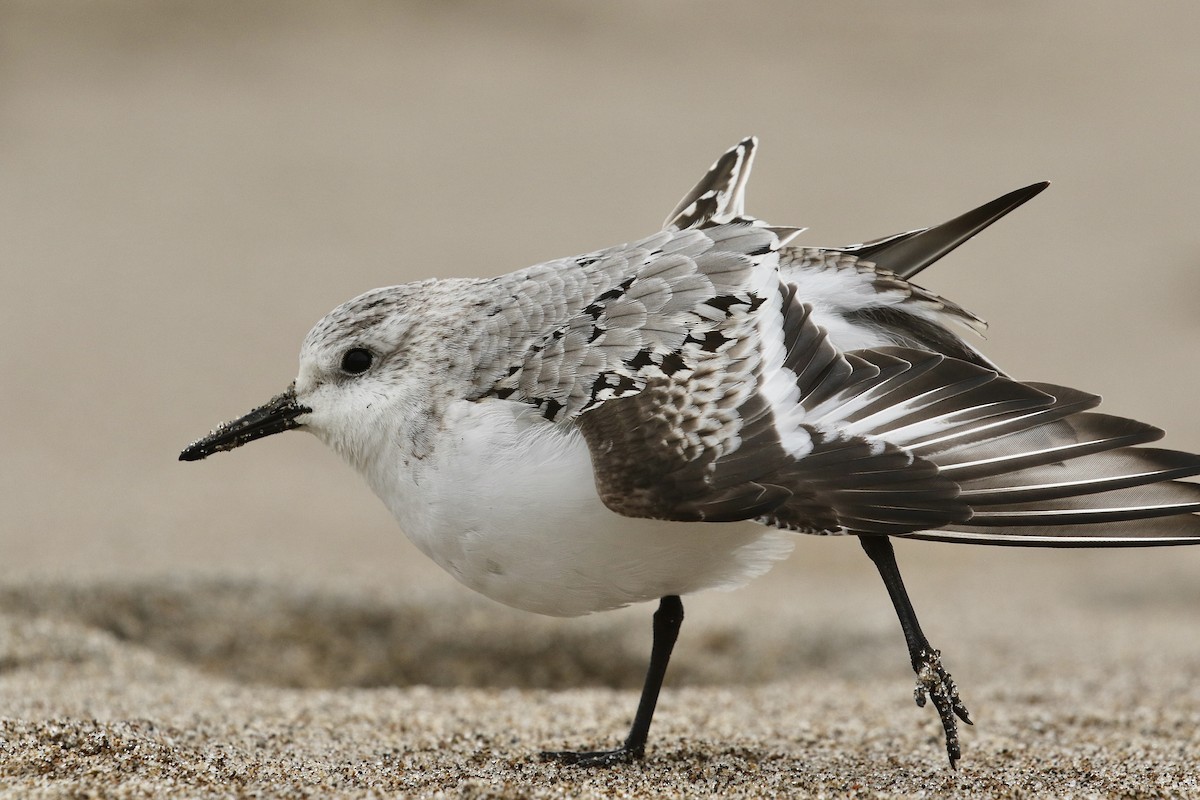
left=3, top=550, right=1200, bottom=797
left=3, top=2, right=1200, bottom=797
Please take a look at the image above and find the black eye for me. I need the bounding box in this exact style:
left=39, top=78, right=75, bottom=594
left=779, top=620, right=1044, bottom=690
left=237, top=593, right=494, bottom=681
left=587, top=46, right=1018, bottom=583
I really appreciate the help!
left=340, top=348, right=374, bottom=375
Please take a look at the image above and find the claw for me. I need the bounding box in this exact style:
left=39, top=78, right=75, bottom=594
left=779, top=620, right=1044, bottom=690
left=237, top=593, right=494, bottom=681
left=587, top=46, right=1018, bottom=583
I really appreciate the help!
left=912, top=648, right=972, bottom=768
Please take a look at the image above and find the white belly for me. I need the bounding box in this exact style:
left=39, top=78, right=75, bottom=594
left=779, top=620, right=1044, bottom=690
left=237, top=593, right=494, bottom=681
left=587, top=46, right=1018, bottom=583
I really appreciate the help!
left=366, top=399, right=795, bottom=617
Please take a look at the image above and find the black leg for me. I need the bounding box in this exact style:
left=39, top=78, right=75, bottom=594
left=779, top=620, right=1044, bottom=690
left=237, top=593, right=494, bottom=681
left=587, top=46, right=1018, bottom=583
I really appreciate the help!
left=859, top=535, right=972, bottom=768
left=541, top=595, right=684, bottom=766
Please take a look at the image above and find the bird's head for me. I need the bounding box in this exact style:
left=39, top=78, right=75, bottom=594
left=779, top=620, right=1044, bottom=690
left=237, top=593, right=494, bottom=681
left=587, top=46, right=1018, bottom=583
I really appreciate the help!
left=180, top=283, right=436, bottom=470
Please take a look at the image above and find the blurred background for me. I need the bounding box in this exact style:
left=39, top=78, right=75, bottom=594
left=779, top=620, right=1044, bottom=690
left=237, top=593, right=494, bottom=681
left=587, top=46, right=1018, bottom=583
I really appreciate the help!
left=2, top=1, right=1199, bottom=615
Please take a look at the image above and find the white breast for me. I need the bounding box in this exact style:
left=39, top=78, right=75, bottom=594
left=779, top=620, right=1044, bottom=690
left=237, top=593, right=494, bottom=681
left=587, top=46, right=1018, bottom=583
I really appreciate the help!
left=366, top=399, right=795, bottom=617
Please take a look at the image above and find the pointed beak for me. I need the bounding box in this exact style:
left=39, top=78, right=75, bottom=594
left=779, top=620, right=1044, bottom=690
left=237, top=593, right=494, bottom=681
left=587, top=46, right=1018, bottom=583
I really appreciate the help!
left=179, top=383, right=311, bottom=462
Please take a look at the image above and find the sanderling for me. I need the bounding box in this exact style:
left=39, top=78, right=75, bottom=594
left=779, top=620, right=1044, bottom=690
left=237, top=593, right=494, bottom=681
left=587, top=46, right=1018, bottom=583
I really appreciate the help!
left=181, top=138, right=1200, bottom=768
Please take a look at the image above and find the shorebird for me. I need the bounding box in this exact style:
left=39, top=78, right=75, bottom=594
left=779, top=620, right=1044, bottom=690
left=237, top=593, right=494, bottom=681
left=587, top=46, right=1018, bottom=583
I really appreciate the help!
left=181, top=138, right=1200, bottom=767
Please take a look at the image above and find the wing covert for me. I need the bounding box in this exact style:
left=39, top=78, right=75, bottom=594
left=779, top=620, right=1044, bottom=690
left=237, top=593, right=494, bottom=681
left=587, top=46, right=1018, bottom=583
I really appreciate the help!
left=479, top=223, right=780, bottom=423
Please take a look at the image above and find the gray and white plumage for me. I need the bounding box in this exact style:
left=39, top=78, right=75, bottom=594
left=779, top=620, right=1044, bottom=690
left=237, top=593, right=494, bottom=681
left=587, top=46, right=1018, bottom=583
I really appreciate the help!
left=181, top=137, right=1200, bottom=765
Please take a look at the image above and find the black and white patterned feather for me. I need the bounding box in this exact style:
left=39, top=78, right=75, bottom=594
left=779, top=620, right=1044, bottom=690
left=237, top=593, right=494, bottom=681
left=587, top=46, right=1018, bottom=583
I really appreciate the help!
left=474, top=139, right=1200, bottom=546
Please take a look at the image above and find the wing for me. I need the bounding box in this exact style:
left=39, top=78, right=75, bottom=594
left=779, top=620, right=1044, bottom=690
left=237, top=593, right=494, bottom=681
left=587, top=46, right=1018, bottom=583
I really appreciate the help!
left=476, top=219, right=891, bottom=524
left=576, top=280, right=1200, bottom=544
left=477, top=149, right=1200, bottom=545
left=477, top=222, right=784, bottom=423
left=575, top=294, right=977, bottom=532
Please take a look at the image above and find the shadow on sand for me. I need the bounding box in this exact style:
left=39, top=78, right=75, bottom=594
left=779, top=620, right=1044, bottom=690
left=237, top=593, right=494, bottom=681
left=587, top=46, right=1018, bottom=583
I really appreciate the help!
left=0, top=579, right=888, bottom=690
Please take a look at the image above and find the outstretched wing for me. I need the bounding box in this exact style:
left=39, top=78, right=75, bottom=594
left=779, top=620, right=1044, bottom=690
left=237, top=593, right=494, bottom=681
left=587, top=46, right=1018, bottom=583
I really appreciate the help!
left=478, top=148, right=1200, bottom=545
left=576, top=279, right=1200, bottom=543
left=571, top=283, right=1005, bottom=533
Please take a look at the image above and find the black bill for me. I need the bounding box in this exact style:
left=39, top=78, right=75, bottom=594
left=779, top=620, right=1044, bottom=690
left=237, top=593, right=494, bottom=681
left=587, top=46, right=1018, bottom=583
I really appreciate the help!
left=179, top=383, right=311, bottom=462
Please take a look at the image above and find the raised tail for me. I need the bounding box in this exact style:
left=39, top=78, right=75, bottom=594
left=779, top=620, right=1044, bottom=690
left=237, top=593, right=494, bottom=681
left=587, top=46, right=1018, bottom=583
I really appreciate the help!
left=664, top=137, right=758, bottom=231
left=833, top=181, right=1050, bottom=280
left=666, top=138, right=1050, bottom=281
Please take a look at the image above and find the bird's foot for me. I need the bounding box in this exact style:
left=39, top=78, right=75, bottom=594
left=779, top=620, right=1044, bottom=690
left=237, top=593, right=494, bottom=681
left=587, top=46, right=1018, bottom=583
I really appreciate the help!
left=540, top=744, right=643, bottom=767
left=912, top=647, right=972, bottom=768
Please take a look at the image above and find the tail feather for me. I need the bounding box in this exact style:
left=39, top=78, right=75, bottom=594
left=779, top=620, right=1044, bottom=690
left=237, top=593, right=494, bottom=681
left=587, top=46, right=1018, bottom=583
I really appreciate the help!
left=837, top=182, right=1050, bottom=279
left=664, top=137, right=757, bottom=231
left=666, top=139, right=1050, bottom=283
